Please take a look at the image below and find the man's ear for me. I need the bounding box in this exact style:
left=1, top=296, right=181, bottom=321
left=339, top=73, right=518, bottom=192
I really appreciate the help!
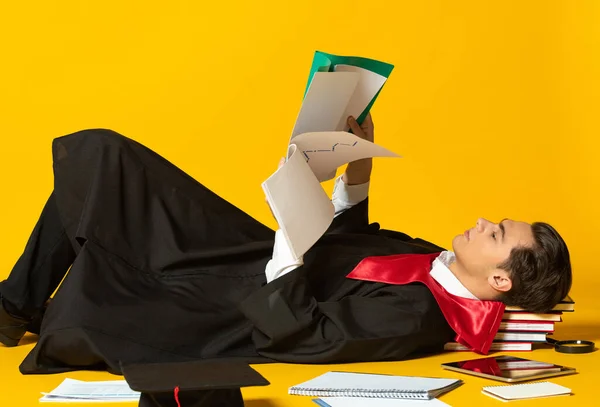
left=487, top=268, right=512, bottom=293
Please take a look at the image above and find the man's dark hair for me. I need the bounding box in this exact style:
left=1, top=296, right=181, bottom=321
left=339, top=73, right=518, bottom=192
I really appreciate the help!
left=497, top=222, right=572, bottom=313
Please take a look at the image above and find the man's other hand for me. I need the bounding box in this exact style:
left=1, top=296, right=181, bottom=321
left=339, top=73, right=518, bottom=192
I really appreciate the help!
left=343, top=113, right=374, bottom=185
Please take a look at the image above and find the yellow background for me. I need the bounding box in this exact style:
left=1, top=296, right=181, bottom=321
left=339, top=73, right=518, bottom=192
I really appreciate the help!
left=1, top=0, right=599, bottom=405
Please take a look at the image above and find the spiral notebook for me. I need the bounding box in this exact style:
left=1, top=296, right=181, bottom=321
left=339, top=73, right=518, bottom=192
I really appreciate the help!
left=289, top=372, right=462, bottom=400
left=482, top=381, right=572, bottom=401
left=313, top=396, right=451, bottom=406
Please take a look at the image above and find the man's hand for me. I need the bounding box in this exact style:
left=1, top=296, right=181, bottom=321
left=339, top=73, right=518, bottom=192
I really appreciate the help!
left=343, top=113, right=374, bottom=185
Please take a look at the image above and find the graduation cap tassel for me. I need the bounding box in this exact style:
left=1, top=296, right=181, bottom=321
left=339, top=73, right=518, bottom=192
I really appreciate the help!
left=174, top=386, right=181, bottom=407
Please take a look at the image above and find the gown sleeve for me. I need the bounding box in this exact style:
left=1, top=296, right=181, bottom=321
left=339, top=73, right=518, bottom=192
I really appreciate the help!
left=240, top=266, right=455, bottom=364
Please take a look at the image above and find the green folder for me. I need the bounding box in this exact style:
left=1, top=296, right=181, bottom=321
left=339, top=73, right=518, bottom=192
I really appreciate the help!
left=302, top=51, right=395, bottom=124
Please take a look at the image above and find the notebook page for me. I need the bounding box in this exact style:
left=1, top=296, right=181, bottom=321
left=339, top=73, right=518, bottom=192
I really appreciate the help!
left=290, top=131, right=399, bottom=182
left=290, top=71, right=359, bottom=138
left=314, top=397, right=451, bottom=407
left=483, top=381, right=571, bottom=400
left=332, top=64, right=387, bottom=131
left=292, top=372, right=459, bottom=392
left=40, top=395, right=138, bottom=403
left=262, top=144, right=334, bottom=260
left=40, top=378, right=140, bottom=402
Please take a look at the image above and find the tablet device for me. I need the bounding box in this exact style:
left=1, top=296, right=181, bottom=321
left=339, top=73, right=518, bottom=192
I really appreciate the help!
left=441, top=355, right=576, bottom=383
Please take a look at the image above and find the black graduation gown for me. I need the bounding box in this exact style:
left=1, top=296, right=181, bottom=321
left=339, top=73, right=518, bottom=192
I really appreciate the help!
left=19, top=129, right=455, bottom=375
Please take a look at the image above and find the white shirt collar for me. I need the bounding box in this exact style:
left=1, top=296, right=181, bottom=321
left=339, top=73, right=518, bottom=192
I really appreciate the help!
left=430, top=251, right=479, bottom=300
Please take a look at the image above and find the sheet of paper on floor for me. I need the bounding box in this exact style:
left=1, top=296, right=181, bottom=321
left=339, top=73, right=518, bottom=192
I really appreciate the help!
left=40, top=378, right=140, bottom=403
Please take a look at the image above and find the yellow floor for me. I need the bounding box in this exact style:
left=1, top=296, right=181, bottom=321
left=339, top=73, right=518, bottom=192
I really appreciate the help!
left=2, top=303, right=599, bottom=406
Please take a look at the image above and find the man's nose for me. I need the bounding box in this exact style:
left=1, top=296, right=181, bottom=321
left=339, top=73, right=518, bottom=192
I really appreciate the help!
left=476, top=218, right=491, bottom=232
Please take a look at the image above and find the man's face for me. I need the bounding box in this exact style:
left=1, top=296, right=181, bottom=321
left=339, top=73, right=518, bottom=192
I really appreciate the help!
left=452, top=218, right=535, bottom=278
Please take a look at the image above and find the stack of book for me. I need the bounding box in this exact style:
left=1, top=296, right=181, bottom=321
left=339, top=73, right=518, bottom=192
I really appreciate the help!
left=444, top=295, right=575, bottom=352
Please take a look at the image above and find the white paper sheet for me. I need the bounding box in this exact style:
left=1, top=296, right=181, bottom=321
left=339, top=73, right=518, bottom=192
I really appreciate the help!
left=262, top=144, right=335, bottom=260
left=40, top=378, right=140, bottom=403
left=291, top=131, right=399, bottom=182
left=291, top=71, right=360, bottom=138
left=333, top=64, right=387, bottom=131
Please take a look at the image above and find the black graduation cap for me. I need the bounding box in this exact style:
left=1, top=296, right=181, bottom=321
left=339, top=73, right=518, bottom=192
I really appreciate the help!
left=121, top=359, right=270, bottom=407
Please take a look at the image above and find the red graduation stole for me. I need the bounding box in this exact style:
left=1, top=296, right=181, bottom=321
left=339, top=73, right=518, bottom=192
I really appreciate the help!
left=346, top=252, right=505, bottom=354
